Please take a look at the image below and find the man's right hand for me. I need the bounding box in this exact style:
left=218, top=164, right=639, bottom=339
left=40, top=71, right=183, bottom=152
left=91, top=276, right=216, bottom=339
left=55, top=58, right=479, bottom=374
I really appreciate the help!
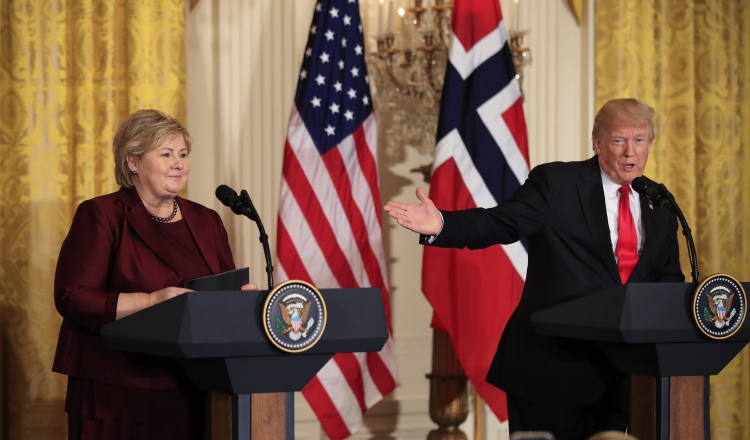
left=384, top=187, right=443, bottom=236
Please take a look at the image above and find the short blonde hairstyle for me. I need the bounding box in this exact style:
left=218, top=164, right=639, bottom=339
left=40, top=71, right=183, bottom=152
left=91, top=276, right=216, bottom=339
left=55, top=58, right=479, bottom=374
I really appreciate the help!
left=592, top=98, right=655, bottom=143
left=113, top=109, right=193, bottom=188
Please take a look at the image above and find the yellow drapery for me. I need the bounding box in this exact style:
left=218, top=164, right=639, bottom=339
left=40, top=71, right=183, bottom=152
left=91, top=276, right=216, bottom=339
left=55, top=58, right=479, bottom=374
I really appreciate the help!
left=568, top=0, right=583, bottom=25
left=595, top=0, right=750, bottom=438
left=0, top=0, right=186, bottom=438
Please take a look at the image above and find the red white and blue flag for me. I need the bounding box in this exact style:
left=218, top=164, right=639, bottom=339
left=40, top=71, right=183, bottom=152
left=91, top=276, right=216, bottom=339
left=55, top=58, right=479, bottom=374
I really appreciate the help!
left=422, top=0, right=529, bottom=422
left=276, top=0, right=397, bottom=438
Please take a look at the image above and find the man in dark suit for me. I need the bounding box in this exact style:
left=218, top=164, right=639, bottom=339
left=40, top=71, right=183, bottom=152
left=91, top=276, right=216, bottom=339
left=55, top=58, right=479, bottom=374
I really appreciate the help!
left=384, top=98, right=684, bottom=440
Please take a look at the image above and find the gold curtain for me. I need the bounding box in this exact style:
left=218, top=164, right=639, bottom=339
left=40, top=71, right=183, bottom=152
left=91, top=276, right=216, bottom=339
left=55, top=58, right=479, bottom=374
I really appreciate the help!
left=0, top=0, right=186, bottom=438
left=568, top=0, right=583, bottom=25
left=595, top=0, right=750, bottom=438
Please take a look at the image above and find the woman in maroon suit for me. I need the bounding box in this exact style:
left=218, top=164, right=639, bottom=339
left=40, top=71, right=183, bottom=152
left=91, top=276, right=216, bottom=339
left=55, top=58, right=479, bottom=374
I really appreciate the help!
left=53, top=110, right=255, bottom=439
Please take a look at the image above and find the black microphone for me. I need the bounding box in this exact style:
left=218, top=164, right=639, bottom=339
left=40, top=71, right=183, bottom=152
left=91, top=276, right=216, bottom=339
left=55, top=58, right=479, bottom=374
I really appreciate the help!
left=215, top=184, right=273, bottom=288
left=632, top=176, right=673, bottom=210
left=632, top=176, right=699, bottom=283
left=215, top=184, right=255, bottom=219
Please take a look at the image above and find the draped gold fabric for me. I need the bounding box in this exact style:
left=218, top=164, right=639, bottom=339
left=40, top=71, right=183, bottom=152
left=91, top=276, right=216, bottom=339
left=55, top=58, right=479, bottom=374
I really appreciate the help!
left=0, top=0, right=186, bottom=438
left=568, top=0, right=583, bottom=25
left=595, top=1, right=750, bottom=438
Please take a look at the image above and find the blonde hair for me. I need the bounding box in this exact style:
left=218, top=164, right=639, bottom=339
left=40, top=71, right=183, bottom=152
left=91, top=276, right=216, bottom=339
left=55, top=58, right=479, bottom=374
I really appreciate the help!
left=113, top=109, right=193, bottom=188
left=591, top=98, right=655, bottom=143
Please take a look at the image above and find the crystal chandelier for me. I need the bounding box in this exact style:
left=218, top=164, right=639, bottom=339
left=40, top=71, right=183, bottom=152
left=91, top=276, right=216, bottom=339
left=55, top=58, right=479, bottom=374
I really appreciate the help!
left=508, top=0, right=532, bottom=97
left=368, top=0, right=531, bottom=165
left=369, top=0, right=452, bottom=162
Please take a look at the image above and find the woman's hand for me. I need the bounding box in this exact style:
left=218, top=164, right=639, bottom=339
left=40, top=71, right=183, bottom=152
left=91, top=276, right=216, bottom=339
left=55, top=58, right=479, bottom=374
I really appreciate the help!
left=116, top=287, right=192, bottom=320
left=384, top=187, right=443, bottom=236
left=116, top=283, right=258, bottom=321
left=150, top=286, right=192, bottom=304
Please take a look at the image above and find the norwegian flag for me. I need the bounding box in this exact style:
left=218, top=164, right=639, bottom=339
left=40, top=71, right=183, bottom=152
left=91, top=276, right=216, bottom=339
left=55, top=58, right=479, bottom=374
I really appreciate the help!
left=422, top=0, right=529, bottom=422
left=276, top=0, right=397, bottom=438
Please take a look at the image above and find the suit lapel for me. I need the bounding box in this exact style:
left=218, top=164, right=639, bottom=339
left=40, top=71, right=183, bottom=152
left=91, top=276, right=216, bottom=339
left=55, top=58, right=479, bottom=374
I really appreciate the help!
left=119, top=188, right=220, bottom=277
left=180, top=198, right=221, bottom=274
left=578, top=157, right=621, bottom=284
left=120, top=188, right=182, bottom=276
left=629, top=193, right=656, bottom=281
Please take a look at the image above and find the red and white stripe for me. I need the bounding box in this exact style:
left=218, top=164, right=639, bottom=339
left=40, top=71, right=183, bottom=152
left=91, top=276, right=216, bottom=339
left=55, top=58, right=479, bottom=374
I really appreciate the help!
left=277, top=108, right=397, bottom=439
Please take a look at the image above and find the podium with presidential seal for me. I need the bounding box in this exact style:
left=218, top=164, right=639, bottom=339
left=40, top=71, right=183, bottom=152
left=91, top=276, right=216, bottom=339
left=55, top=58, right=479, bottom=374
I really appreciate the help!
left=531, top=275, right=749, bottom=440
left=101, top=279, right=389, bottom=440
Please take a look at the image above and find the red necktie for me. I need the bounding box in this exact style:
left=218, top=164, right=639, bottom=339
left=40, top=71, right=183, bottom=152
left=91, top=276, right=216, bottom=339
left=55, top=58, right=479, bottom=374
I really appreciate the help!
left=616, top=185, right=639, bottom=283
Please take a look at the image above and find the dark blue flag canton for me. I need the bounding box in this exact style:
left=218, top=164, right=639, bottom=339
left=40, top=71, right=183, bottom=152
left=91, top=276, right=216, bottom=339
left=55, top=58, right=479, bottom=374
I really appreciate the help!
left=436, top=43, right=519, bottom=204
left=295, top=0, right=373, bottom=155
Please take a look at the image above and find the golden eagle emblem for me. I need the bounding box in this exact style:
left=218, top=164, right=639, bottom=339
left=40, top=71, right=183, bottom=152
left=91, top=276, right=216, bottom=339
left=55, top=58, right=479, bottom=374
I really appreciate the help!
left=263, top=280, right=327, bottom=352
left=706, top=286, right=735, bottom=328
left=278, top=293, right=315, bottom=341
left=692, top=274, right=747, bottom=340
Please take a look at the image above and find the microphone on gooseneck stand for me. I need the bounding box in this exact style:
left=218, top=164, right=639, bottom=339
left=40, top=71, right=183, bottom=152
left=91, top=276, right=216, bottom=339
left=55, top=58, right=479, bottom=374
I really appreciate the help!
left=631, top=176, right=698, bottom=283
left=215, top=184, right=256, bottom=220
left=215, top=185, right=274, bottom=289
left=631, top=176, right=674, bottom=210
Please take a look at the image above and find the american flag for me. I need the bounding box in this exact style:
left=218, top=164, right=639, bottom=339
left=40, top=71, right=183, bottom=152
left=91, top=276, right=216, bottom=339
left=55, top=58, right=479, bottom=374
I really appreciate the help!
left=276, top=0, right=397, bottom=438
left=422, top=0, right=529, bottom=422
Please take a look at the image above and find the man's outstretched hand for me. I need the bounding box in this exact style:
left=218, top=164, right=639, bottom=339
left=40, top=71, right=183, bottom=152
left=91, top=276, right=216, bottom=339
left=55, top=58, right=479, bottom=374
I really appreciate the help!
left=383, top=187, right=443, bottom=236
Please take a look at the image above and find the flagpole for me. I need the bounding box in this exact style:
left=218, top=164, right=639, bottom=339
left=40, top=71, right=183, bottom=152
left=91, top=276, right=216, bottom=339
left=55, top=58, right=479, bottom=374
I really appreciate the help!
left=426, top=329, right=469, bottom=440
left=474, top=392, right=483, bottom=440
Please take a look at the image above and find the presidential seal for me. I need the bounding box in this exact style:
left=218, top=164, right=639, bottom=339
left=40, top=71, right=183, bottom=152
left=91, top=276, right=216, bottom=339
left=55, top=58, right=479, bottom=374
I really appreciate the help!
left=263, top=280, right=327, bottom=353
left=692, top=274, right=746, bottom=340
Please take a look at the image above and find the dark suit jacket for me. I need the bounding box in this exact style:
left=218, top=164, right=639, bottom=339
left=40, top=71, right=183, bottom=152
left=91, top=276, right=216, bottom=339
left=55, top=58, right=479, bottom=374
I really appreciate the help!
left=52, top=187, right=236, bottom=388
left=425, top=157, right=684, bottom=405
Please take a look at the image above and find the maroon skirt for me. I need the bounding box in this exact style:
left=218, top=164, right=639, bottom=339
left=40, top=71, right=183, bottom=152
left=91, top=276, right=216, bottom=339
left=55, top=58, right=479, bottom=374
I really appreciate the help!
left=65, top=377, right=207, bottom=440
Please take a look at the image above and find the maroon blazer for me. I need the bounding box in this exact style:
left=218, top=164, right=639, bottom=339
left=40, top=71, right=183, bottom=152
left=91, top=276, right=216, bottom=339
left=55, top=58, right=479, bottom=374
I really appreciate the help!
left=52, top=187, right=236, bottom=388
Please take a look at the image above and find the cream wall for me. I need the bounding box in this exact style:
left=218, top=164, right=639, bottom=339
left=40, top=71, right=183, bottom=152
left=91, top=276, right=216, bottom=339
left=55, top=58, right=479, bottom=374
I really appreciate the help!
left=185, top=0, right=593, bottom=438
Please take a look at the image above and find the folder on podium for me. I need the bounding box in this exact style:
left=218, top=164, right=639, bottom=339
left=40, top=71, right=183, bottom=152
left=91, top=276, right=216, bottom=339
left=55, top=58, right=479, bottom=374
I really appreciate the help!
left=532, top=282, right=750, bottom=440
left=101, top=287, right=389, bottom=439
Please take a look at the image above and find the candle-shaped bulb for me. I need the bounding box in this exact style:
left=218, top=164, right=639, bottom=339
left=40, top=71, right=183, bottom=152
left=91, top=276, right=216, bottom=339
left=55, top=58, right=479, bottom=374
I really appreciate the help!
left=378, top=0, right=384, bottom=33
left=426, top=0, right=433, bottom=30
left=387, top=0, right=394, bottom=33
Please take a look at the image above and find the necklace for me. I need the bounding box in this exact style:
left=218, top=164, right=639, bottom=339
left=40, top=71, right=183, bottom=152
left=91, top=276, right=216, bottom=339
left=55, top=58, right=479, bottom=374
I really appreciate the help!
left=147, top=198, right=178, bottom=222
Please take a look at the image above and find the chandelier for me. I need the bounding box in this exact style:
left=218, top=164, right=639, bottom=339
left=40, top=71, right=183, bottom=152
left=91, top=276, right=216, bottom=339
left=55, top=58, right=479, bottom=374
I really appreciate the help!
left=369, top=0, right=451, bottom=162
left=368, top=0, right=531, bottom=166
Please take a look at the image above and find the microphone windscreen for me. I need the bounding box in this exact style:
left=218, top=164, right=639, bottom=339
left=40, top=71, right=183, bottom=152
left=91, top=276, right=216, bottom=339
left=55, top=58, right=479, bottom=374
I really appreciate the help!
left=215, top=185, right=238, bottom=206
left=631, top=176, right=657, bottom=195
left=632, top=176, right=674, bottom=210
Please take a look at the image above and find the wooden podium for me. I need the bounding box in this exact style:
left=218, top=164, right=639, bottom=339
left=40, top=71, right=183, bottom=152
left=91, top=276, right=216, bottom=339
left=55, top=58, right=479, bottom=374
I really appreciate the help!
left=531, top=282, right=750, bottom=440
left=101, top=288, right=389, bottom=440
